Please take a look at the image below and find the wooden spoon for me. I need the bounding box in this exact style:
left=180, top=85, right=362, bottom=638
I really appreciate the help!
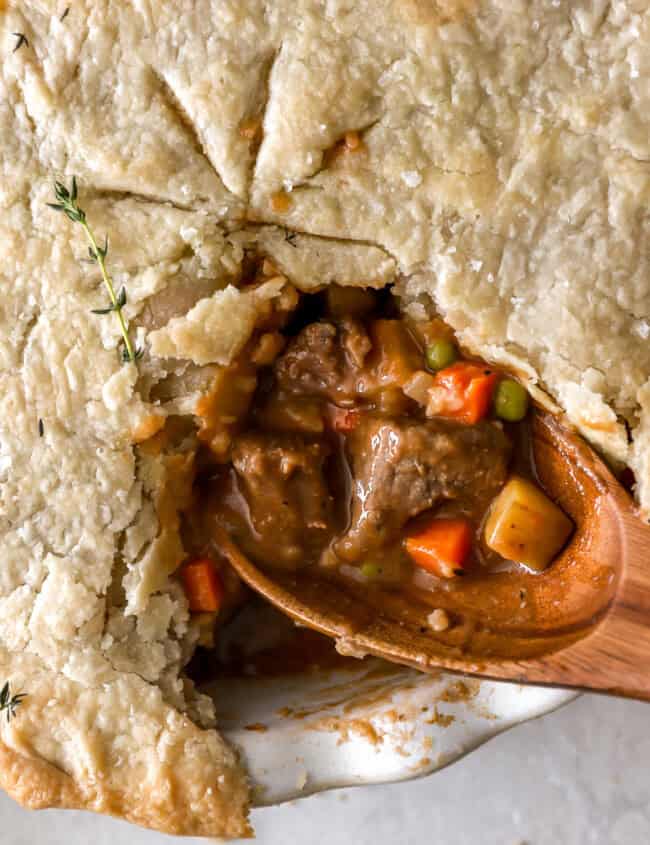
left=215, top=412, right=650, bottom=701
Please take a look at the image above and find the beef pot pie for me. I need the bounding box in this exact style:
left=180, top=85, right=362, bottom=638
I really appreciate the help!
left=1, top=0, right=650, bottom=838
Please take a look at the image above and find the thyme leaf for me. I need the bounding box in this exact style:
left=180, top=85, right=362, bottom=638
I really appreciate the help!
left=48, top=178, right=142, bottom=365
left=91, top=286, right=126, bottom=315
left=121, top=343, right=144, bottom=364
left=0, top=682, right=26, bottom=723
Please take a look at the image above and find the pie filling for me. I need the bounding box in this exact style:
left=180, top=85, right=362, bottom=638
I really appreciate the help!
left=170, top=267, right=576, bottom=650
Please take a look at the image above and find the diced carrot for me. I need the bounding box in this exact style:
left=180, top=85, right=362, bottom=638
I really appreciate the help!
left=181, top=558, right=225, bottom=613
left=405, top=518, right=473, bottom=579
left=329, top=406, right=361, bottom=433
left=431, top=362, right=498, bottom=424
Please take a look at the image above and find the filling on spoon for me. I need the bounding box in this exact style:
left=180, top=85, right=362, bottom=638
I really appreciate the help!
left=175, top=267, right=574, bottom=645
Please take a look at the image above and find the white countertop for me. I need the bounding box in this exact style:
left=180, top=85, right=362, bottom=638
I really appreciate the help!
left=3, top=694, right=648, bottom=845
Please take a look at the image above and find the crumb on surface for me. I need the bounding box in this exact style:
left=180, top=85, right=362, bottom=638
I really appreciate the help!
left=427, top=608, right=450, bottom=632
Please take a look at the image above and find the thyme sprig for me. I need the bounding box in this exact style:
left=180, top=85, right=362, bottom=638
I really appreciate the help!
left=0, top=682, right=26, bottom=724
left=48, top=178, right=143, bottom=364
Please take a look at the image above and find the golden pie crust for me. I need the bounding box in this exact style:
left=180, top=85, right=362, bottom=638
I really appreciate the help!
left=1, top=0, right=649, bottom=837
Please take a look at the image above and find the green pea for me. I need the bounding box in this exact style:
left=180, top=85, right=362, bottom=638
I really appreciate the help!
left=361, top=562, right=382, bottom=579
left=425, top=338, right=458, bottom=372
left=494, top=378, right=529, bottom=422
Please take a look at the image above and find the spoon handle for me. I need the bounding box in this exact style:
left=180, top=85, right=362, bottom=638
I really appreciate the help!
left=449, top=418, right=650, bottom=701
left=508, top=504, right=650, bottom=699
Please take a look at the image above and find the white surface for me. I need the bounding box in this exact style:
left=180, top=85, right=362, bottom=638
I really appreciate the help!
left=2, top=694, right=648, bottom=844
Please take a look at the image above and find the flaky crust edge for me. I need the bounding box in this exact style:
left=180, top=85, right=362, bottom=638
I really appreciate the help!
left=0, top=738, right=252, bottom=839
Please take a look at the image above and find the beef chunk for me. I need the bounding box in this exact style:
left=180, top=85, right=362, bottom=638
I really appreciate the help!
left=231, top=432, right=335, bottom=570
left=274, top=321, right=344, bottom=398
left=274, top=319, right=372, bottom=403
left=335, top=416, right=510, bottom=563
left=340, top=318, right=372, bottom=368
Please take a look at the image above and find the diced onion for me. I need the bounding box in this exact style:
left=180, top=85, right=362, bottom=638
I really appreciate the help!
left=403, top=370, right=437, bottom=406
left=412, top=567, right=444, bottom=592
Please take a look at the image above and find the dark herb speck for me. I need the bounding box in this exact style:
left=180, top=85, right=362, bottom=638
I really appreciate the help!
left=12, top=32, right=29, bottom=52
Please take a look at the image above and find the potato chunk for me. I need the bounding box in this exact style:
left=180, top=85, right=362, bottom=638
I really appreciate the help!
left=484, top=477, right=573, bottom=571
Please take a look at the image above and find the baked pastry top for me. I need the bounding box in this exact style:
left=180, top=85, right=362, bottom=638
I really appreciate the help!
left=1, top=0, right=649, bottom=837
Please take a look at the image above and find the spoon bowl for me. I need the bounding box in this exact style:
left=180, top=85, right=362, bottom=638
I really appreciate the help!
left=217, top=413, right=650, bottom=700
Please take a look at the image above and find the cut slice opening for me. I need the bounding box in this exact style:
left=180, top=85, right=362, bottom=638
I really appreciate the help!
left=137, top=256, right=578, bottom=673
